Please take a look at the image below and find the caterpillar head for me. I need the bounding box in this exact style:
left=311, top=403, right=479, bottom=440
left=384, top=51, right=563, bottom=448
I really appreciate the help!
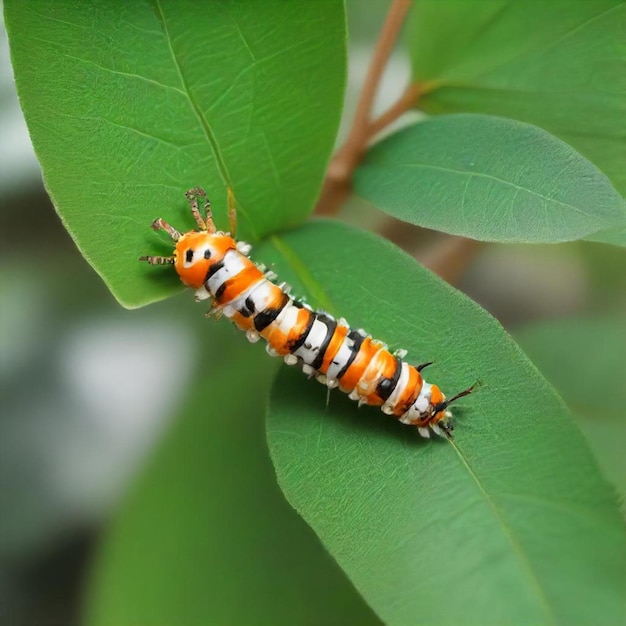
left=140, top=186, right=238, bottom=290
left=174, top=231, right=235, bottom=289
left=432, top=409, right=455, bottom=439
left=141, top=218, right=237, bottom=290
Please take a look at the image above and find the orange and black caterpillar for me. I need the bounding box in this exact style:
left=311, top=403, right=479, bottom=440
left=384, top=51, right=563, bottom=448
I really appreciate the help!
left=140, top=188, right=474, bottom=439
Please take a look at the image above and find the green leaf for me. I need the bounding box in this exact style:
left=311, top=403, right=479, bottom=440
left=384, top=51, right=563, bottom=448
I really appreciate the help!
left=354, top=115, right=626, bottom=243
left=86, top=322, right=381, bottom=626
left=408, top=0, right=626, bottom=197
left=263, top=221, right=626, bottom=626
left=516, top=315, right=626, bottom=505
left=5, top=0, right=346, bottom=307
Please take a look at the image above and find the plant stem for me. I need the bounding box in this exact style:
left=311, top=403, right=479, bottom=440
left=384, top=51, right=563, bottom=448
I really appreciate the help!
left=419, top=237, right=482, bottom=284
left=315, top=0, right=480, bottom=285
left=315, top=0, right=414, bottom=216
left=380, top=217, right=482, bottom=285
left=367, top=82, right=421, bottom=137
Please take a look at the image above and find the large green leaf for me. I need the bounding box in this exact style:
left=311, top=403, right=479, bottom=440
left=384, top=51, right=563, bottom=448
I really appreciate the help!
left=86, top=321, right=380, bottom=626
left=409, top=0, right=626, bottom=198
left=516, top=315, right=626, bottom=505
left=262, top=221, right=626, bottom=626
left=354, top=115, right=626, bottom=243
left=5, top=0, right=346, bottom=307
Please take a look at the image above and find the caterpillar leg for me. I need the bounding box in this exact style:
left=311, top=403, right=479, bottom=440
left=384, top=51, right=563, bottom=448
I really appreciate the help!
left=185, top=187, right=216, bottom=233
left=227, top=187, right=238, bottom=237
left=139, top=254, right=175, bottom=265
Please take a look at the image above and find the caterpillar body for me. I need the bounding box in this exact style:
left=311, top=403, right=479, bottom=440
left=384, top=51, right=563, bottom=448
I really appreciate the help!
left=140, top=188, right=473, bottom=439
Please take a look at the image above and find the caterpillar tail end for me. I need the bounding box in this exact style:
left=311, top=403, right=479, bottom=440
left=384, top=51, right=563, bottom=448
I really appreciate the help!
left=430, top=380, right=480, bottom=440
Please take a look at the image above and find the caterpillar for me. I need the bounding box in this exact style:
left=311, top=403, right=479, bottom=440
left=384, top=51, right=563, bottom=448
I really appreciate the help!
left=140, top=188, right=473, bottom=439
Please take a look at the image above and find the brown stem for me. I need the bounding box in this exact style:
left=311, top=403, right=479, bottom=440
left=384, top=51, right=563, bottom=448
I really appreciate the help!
left=419, top=237, right=482, bottom=284
left=342, top=0, right=413, bottom=168
left=315, top=0, right=414, bottom=216
left=314, top=1, right=479, bottom=286
left=366, top=82, right=422, bottom=138
left=379, top=217, right=482, bottom=285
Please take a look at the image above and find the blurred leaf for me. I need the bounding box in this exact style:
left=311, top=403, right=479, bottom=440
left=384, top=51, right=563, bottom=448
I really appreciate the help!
left=262, top=221, right=626, bottom=626
left=578, top=240, right=626, bottom=307
left=516, top=315, right=626, bottom=503
left=355, top=115, right=626, bottom=243
left=5, top=0, right=346, bottom=307
left=409, top=0, right=626, bottom=197
left=586, top=224, right=626, bottom=247
left=86, top=322, right=380, bottom=626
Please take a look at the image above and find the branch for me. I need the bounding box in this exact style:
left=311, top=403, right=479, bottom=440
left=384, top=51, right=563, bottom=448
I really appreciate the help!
left=419, top=237, right=482, bottom=284
left=315, top=0, right=414, bottom=216
left=378, top=218, right=482, bottom=285
left=315, top=1, right=479, bottom=286
left=367, top=82, right=421, bottom=138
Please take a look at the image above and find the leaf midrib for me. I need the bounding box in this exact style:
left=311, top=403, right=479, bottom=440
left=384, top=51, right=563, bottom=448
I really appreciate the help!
left=153, top=0, right=259, bottom=239
left=450, top=439, right=559, bottom=626
left=368, top=159, right=617, bottom=224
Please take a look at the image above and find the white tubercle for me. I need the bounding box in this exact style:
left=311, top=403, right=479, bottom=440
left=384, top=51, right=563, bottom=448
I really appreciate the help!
left=418, top=427, right=431, bottom=438
left=246, top=330, right=260, bottom=343
left=236, top=241, right=252, bottom=255
left=221, top=304, right=236, bottom=318
left=284, top=354, right=298, bottom=365
left=194, top=286, right=212, bottom=301
left=266, top=345, right=279, bottom=357
left=430, top=424, right=443, bottom=437
left=348, top=389, right=360, bottom=401
left=399, top=412, right=413, bottom=425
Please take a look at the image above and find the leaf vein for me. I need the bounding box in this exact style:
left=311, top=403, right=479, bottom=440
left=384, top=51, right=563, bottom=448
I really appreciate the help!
left=152, top=0, right=258, bottom=238
left=60, top=53, right=187, bottom=97
left=389, top=160, right=604, bottom=221
left=450, top=440, right=559, bottom=626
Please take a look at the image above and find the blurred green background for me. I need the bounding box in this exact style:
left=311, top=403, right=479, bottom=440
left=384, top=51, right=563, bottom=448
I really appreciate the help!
left=1, top=2, right=624, bottom=624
